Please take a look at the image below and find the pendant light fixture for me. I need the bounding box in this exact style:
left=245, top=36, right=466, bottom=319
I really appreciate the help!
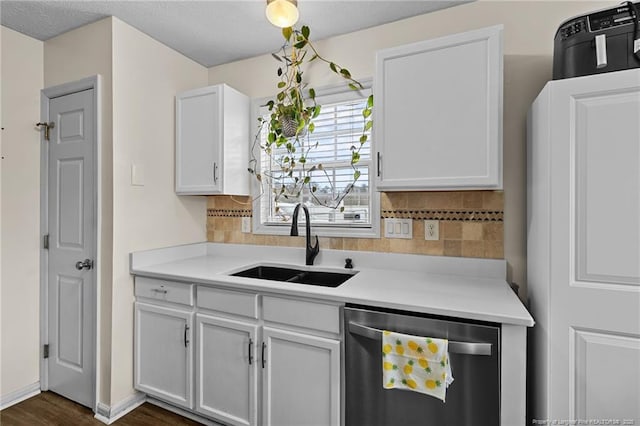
left=266, top=0, right=299, bottom=28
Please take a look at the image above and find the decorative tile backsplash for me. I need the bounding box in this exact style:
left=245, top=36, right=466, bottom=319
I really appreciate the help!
left=208, top=209, right=252, bottom=218
left=381, top=209, right=503, bottom=222
left=206, top=191, right=504, bottom=259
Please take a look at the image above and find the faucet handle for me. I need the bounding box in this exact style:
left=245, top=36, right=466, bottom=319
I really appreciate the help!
left=306, top=235, right=320, bottom=266
left=345, top=258, right=353, bottom=269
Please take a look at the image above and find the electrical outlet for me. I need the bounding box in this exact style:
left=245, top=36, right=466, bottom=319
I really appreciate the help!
left=424, top=220, right=439, bottom=241
left=384, top=218, right=412, bottom=239
left=241, top=217, right=251, bottom=233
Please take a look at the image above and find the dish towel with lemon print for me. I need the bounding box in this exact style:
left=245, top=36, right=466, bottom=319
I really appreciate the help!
left=382, top=330, right=454, bottom=402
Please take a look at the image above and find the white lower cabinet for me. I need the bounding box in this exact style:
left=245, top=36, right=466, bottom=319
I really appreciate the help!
left=134, top=302, right=194, bottom=409
left=195, top=313, right=258, bottom=426
left=134, top=279, right=342, bottom=426
left=262, top=327, right=341, bottom=426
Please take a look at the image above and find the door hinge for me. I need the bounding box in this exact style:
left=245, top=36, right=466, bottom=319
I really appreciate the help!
left=43, top=234, right=49, bottom=249
left=43, top=344, right=49, bottom=359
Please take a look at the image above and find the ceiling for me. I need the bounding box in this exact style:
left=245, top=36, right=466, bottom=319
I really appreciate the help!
left=0, top=1, right=469, bottom=67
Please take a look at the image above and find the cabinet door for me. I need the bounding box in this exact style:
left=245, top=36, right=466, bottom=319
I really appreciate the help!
left=134, top=302, right=193, bottom=409
left=529, top=70, right=640, bottom=422
left=262, top=327, right=340, bottom=426
left=195, top=314, right=258, bottom=426
left=176, top=85, right=221, bottom=194
left=375, top=25, right=503, bottom=191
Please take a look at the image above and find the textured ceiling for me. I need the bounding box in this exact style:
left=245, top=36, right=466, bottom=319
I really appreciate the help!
left=0, top=1, right=469, bottom=67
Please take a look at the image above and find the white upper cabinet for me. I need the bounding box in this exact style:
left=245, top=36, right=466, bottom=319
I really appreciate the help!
left=176, top=84, right=250, bottom=195
left=374, top=25, right=503, bottom=191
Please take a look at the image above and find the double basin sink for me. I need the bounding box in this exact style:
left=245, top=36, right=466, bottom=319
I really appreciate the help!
left=230, top=265, right=356, bottom=288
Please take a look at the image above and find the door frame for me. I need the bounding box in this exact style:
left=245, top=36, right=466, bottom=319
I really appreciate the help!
left=39, top=75, right=102, bottom=411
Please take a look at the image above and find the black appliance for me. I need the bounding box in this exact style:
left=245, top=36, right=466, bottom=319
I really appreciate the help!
left=553, top=1, right=640, bottom=79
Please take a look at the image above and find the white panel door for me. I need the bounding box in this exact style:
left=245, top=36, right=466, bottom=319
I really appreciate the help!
left=134, top=302, right=193, bottom=409
left=375, top=25, right=503, bottom=190
left=175, top=86, right=221, bottom=194
left=195, top=314, right=258, bottom=426
left=47, top=89, right=95, bottom=408
left=262, top=327, right=340, bottom=426
left=550, top=72, right=640, bottom=421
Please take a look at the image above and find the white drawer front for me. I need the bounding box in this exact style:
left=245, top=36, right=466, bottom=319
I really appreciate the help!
left=263, top=296, right=340, bottom=334
left=135, top=277, right=193, bottom=306
left=197, top=286, right=258, bottom=319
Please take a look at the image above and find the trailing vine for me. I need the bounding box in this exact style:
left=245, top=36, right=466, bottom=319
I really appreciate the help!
left=248, top=25, right=373, bottom=214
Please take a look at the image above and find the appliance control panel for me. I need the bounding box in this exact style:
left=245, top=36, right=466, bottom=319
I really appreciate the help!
left=559, top=18, right=587, bottom=40
left=589, top=5, right=637, bottom=31
left=558, top=3, right=638, bottom=40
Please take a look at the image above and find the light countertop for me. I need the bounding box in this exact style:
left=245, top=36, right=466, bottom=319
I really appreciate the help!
left=130, top=242, right=534, bottom=327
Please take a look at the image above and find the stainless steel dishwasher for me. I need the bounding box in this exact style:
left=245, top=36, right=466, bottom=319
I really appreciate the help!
left=344, top=305, right=500, bottom=426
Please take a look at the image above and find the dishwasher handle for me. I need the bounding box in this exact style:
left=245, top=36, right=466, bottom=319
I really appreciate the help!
left=348, top=321, right=492, bottom=356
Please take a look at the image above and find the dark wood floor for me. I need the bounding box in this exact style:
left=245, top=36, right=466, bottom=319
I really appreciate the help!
left=0, top=392, right=202, bottom=425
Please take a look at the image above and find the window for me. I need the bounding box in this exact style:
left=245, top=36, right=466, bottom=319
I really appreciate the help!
left=252, top=82, right=379, bottom=238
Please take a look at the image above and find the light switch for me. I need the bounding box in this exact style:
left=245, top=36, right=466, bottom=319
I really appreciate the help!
left=385, top=219, right=394, bottom=235
left=241, top=217, right=251, bottom=233
left=384, top=218, right=412, bottom=239
left=131, top=162, right=145, bottom=186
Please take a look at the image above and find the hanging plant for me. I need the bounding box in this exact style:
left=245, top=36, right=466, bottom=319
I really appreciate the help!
left=248, top=25, right=373, bottom=214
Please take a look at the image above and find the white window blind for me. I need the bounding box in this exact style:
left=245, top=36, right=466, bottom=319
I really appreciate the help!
left=259, top=92, right=373, bottom=229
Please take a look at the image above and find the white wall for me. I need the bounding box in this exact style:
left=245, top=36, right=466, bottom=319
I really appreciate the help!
left=44, top=17, right=114, bottom=405
left=110, top=17, right=207, bottom=404
left=0, top=26, right=44, bottom=399
left=208, top=0, right=612, bottom=298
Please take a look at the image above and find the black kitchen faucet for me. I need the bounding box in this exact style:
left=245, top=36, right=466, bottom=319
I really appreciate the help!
left=290, top=203, right=320, bottom=266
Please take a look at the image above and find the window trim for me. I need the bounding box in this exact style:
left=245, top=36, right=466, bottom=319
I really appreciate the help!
left=250, top=78, right=380, bottom=239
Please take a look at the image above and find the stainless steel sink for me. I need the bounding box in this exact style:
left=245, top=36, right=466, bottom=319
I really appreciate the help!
left=230, top=265, right=356, bottom=288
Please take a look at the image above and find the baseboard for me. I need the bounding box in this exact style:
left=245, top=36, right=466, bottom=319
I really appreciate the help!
left=93, top=391, right=146, bottom=425
left=0, top=382, right=41, bottom=410
left=94, top=402, right=111, bottom=422
left=146, top=397, right=223, bottom=426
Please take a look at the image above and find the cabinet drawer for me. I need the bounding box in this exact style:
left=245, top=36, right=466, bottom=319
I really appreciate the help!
left=197, top=286, right=258, bottom=319
left=135, top=277, right=194, bottom=306
left=263, top=296, right=340, bottom=334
